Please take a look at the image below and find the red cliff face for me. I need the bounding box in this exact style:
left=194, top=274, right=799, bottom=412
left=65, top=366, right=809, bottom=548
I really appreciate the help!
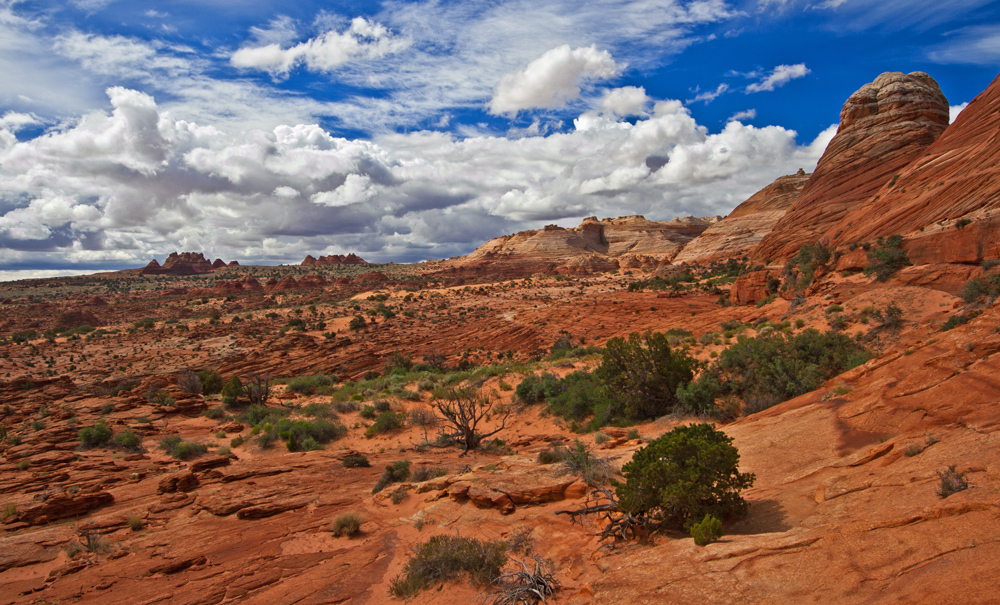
left=674, top=170, right=811, bottom=265
left=828, top=73, right=1000, bottom=265
left=752, top=72, right=949, bottom=263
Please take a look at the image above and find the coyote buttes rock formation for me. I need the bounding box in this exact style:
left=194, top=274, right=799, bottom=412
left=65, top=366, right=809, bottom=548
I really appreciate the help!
left=828, top=73, right=1000, bottom=265
left=301, top=253, right=367, bottom=266
left=752, top=71, right=949, bottom=263
left=458, top=215, right=715, bottom=273
left=140, top=252, right=231, bottom=276
left=674, top=170, right=811, bottom=265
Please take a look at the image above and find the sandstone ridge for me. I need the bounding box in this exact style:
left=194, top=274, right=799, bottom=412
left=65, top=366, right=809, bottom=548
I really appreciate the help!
left=457, top=214, right=717, bottom=273
left=674, top=169, right=811, bottom=265
left=140, top=253, right=235, bottom=276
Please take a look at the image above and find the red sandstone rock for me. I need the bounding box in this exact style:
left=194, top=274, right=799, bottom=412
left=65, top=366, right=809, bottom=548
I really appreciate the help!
left=752, top=72, right=949, bottom=263
left=829, top=73, right=1000, bottom=264
left=675, top=170, right=810, bottom=264
left=301, top=253, right=368, bottom=266
left=9, top=491, right=114, bottom=525
left=141, top=252, right=217, bottom=276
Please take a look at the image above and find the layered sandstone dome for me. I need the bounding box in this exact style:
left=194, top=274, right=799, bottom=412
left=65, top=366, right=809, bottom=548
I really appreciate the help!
left=752, top=71, right=949, bottom=263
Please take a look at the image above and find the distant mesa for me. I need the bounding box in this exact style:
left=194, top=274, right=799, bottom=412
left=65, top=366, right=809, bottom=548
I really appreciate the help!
left=301, top=253, right=367, bottom=266
left=141, top=252, right=237, bottom=276
left=453, top=215, right=716, bottom=274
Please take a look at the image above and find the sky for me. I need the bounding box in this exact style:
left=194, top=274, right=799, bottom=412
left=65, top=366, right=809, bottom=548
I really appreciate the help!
left=0, top=0, right=997, bottom=279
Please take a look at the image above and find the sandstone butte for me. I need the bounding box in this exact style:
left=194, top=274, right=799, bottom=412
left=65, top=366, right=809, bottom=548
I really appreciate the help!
left=2, top=69, right=1000, bottom=604
left=301, top=254, right=368, bottom=266
left=751, top=71, right=950, bottom=264
left=673, top=169, right=811, bottom=265
left=140, top=252, right=234, bottom=276
left=455, top=214, right=717, bottom=274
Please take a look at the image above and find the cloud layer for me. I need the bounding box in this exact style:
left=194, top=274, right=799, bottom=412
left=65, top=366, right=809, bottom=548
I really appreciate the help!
left=0, top=87, right=833, bottom=270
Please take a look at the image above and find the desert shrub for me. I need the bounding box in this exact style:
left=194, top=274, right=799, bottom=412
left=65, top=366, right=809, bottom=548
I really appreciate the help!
left=595, top=331, right=697, bottom=423
left=870, top=303, right=905, bottom=334
left=127, top=515, right=144, bottom=531
left=287, top=374, right=337, bottom=395
left=349, top=314, right=367, bottom=330
left=359, top=405, right=377, bottom=419
left=942, top=311, right=980, bottom=331
left=230, top=435, right=245, bottom=448
left=793, top=241, right=833, bottom=287
left=159, top=436, right=208, bottom=460
left=828, top=314, right=848, bottom=331
left=113, top=430, right=142, bottom=452
left=936, top=465, right=969, bottom=498
left=334, top=401, right=360, bottom=413
left=412, top=466, right=448, bottom=482
left=385, top=350, right=413, bottom=374
left=78, top=421, right=113, bottom=448
left=301, top=402, right=337, bottom=418
left=594, top=431, right=610, bottom=444
left=538, top=447, right=568, bottom=464
left=616, top=423, right=755, bottom=532
left=690, top=514, right=723, bottom=546
left=342, top=454, right=371, bottom=468
left=221, top=376, right=243, bottom=407
left=364, top=410, right=407, bottom=437
left=201, top=406, right=225, bottom=420
left=389, top=535, right=508, bottom=599
left=178, top=370, right=203, bottom=394
left=332, top=512, right=362, bottom=537
left=390, top=489, right=409, bottom=504
left=959, top=274, right=1000, bottom=304
left=146, top=388, right=175, bottom=406
left=243, top=372, right=272, bottom=406
left=543, top=370, right=611, bottom=427
left=373, top=460, right=411, bottom=493
left=197, top=370, right=224, bottom=395
left=434, top=389, right=512, bottom=451
left=561, top=440, right=613, bottom=487
left=514, top=373, right=562, bottom=404
left=374, top=400, right=392, bottom=412
left=678, top=329, right=869, bottom=416
left=864, top=235, right=910, bottom=282
left=258, top=418, right=346, bottom=451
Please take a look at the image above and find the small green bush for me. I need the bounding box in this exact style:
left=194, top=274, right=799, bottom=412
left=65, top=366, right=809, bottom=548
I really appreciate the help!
left=201, top=406, right=225, bottom=420
left=287, top=375, right=337, bottom=395
left=389, top=535, right=508, bottom=599
left=114, top=430, right=142, bottom=452
left=343, top=454, right=371, bottom=468
left=221, top=376, right=243, bottom=407
left=373, top=460, right=411, bottom=493
left=690, top=514, right=723, bottom=546
left=538, top=447, right=568, bottom=464
left=127, top=515, right=144, bottom=531
left=616, top=423, right=755, bottom=532
left=359, top=405, right=377, bottom=419
left=332, top=512, right=362, bottom=536
left=864, top=235, right=910, bottom=282
left=78, top=422, right=113, bottom=448
left=198, top=370, right=224, bottom=395
left=160, top=436, right=208, bottom=460
left=411, top=466, right=448, bottom=482
left=364, top=410, right=407, bottom=438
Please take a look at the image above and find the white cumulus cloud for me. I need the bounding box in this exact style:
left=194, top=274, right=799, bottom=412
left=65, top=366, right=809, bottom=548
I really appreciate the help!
left=600, top=86, right=650, bottom=116
left=488, top=45, right=623, bottom=115
left=746, top=64, right=810, bottom=93
left=231, top=17, right=410, bottom=76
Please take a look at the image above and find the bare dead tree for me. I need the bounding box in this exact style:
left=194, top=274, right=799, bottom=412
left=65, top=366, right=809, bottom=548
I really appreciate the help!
left=554, top=484, right=649, bottom=545
left=409, top=408, right=439, bottom=446
left=484, top=555, right=559, bottom=605
left=433, top=388, right=512, bottom=452
left=243, top=371, right=272, bottom=406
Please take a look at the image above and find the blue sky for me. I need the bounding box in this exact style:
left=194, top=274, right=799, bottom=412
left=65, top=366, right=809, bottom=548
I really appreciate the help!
left=0, top=0, right=997, bottom=279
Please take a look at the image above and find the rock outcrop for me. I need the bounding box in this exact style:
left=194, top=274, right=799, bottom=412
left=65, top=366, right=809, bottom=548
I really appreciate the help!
left=140, top=253, right=231, bottom=276
left=752, top=72, right=949, bottom=263
left=674, top=170, right=811, bottom=265
left=301, top=253, right=367, bottom=266
left=828, top=73, right=1000, bottom=265
left=457, top=215, right=715, bottom=273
